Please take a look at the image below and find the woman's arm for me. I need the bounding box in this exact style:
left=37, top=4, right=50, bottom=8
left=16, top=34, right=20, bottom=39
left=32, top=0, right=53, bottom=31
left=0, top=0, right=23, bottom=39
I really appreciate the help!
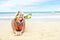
left=21, top=19, right=25, bottom=33
left=11, top=19, right=16, bottom=33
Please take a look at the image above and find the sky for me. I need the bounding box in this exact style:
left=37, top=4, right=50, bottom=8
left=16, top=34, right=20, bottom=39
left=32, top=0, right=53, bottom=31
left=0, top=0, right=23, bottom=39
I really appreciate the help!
left=0, top=0, right=60, bottom=12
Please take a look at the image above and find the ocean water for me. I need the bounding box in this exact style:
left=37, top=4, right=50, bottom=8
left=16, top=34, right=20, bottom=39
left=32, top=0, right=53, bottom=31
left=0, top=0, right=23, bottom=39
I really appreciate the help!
left=0, top=12, right=60, bottom=23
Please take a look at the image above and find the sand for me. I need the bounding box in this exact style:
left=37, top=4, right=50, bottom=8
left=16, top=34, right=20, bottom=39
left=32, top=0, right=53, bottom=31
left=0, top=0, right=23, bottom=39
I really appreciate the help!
left=0, top=21, right=60, bottom=40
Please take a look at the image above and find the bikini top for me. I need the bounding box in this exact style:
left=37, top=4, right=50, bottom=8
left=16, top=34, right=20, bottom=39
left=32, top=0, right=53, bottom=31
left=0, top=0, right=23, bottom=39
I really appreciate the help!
left=17, top=19, right=23, bottom=27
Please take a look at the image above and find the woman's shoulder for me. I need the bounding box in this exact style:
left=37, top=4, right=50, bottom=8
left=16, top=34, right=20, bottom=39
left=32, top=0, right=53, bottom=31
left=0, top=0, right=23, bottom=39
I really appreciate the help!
left=22, top=18, right=25, bottom=23
left=22, top=18, right=25, bottom=21
left=11, top=18, right=16, bottom=22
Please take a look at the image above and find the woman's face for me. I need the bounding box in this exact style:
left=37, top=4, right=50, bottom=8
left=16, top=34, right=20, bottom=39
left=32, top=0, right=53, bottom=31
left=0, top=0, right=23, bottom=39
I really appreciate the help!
left=17, top=13, right=23, bottom=20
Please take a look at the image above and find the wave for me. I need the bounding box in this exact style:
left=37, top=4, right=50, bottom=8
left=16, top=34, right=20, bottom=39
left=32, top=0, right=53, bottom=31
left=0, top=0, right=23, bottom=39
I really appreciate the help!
left=0, top=15, right=60, bottom=19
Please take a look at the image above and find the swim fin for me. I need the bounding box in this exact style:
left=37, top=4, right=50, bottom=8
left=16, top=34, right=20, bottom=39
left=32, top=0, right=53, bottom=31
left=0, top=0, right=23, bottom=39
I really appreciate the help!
left=24, top=14, right=32, bottom=19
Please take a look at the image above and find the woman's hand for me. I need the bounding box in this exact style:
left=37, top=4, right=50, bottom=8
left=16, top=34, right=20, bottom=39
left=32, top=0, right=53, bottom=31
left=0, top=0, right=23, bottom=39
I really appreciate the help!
left=13, top=30, right=16, bottom=34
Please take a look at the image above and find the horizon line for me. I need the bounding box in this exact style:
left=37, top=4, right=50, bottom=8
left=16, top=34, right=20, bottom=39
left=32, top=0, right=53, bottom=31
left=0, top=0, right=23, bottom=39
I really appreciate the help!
left=0, top=11, right=60, bottom=13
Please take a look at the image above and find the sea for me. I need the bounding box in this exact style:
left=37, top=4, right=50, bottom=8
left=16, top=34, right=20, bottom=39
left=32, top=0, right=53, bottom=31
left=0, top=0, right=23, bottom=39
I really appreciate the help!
left=0, top=12, right=60, bottom=24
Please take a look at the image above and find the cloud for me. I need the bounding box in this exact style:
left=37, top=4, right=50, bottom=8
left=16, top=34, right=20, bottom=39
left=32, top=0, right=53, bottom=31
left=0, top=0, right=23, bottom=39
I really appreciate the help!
left=0, top=0, right=47, bottom=11
left=0, top=0, right=49, bottom=7
left=0, top=0, right=55, bottom=12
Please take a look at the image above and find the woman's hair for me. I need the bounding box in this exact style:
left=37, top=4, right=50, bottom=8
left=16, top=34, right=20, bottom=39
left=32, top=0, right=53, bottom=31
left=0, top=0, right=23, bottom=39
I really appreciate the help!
left=14, top=11, right=23, bottom=20
left=16, top=11, right=20, bottom=16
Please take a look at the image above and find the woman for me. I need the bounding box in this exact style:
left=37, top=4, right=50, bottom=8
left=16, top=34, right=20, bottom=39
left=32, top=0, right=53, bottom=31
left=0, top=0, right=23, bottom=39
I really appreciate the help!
left=11, top=11, right=25, bottom=36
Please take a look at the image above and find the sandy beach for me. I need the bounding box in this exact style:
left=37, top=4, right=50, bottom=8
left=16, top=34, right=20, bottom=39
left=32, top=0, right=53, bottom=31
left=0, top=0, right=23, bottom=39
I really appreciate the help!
left=0, top=21, right=60, bottom=40
left=0, top=0, right=60, bottom=40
